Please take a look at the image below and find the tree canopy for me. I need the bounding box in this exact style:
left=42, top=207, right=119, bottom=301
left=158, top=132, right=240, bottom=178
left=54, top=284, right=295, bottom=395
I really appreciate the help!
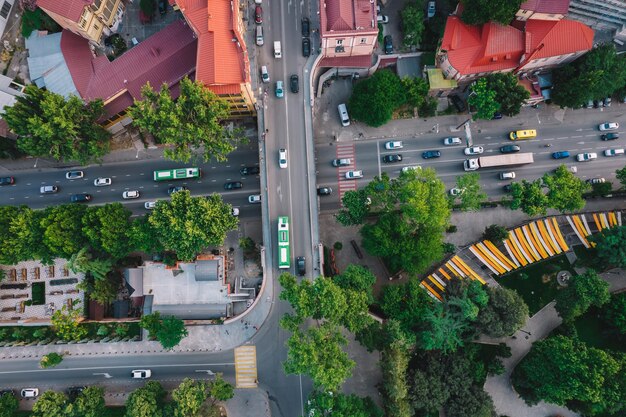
left=476, top=286, right=528, bottom=337
left=32, top=391, right=68, bottom=417
left=2, top=85, right=110, bottom=164
left=0, top=391, right=18, bottom=417
left=124, top=381, right=166, bottom=417
left=400, top=4, right=425, bottom=48
left=468, top=78, right=499, bottom=120
left=460, top=0, right=523, bottom=25
left=140, top=311, right=189, bottom=349
left=589, top=225, right=626, bottom=269
left=554, top=269, right=610, bottom=322
left=348, top=69, right=406, bottom=127
left=305, top=390, right=383, bottom=417
left=482, top=224, right=509, bottom=244
left=542, top=165, right=589, bottom=212
left=509, top=179, right=549, bottom=216
left=453, top=173, right=487, bottom=211
left=336, top=189, right=371, bottom=226
left=130, top=77, right=240, bottom=163
left=485, top=73, right=530, bottom=116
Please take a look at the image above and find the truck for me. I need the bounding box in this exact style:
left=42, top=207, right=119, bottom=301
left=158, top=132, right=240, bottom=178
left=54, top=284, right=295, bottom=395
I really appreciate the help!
left=464, top=152, right=534, bottom=171
left=273, top=41, right=282, bottom=58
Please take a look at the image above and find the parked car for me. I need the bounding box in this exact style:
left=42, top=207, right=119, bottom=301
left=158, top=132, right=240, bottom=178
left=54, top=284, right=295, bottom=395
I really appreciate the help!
left=385, top=140, right=403, bottom=150
left=275, top=80, right=284, bottom=98
left=332, top=158, right=351, bottom=167
left=383, top=35, right=393, bottom=54
left=296, top=256, right=306, bottom=276
left=603, top=97, right=612, bottom=107
left=40, top=185, right=58, bottom=194
left=500, top=145, right=521, bottom=153
left=427, top=1, right=435, bottom=17
left=422, top=150, right=441, bottom=159
left=302, top=37, right=310, bottom=57
left=279, top=148, right=287, bottom=168
left=443, top=137, right=462, bottom=146
left=240, top=166, right=260, bottom=175
left=382, top=154, right=403, bottom=163
left=67, top=386, right=86, bottom=401
left=93, top=177, right=112, bottom=187
left=224, top=181, right=243, bottom=190
left=604, top=149, right=625, bottom=157
left=290, top=74, right=299, bottom=93
left=586, top=100, right=594, bottom=109
left=401, top=165, right=421, bottom=173
left=552, top=151, right=570, bottom=159
left=144, top=201, right=157, bottom=210
left=301, top=17, right=310, bottom=37
left=122, top=190, right=140, bottom=199
left=599, top=122, right=619, bottom=131
left=464, top=146, right=484, bottom=155
left=587, top=178, right=606, bottom=184
left=168, top=186, right=188, bottom=195
left=377, top=15, right=389, bottom=23
left=601, top=133, right=620, bottom=141
left=158, top=0, right=168, bottom=15
left=248, top=195, right=261, bottom=203
left=70, top=193, right=91, bottom=203
left=131, top=370, right=151, bottom=379
left=492, top=112, right=503, bottom=120
left=576, top=153, right=598, bottom=162
left=345, top=170, right=363, bottom=179
left=21, top=388, right=39, bottom=398
left=66, top=171, right=84, bottom=180
left=500, top=171, right=516, bottom=180
left=449, top=95, right=467, bottom=113
left=449, top=188, right=464, bottom=196
left=0, top=176, right=14, bottom=185
left=232, top=208, right=240, bottom=216
left=317, top=187, right=332, bottom=196
left=503, top=184, right=513, bottom=192
left=261, top=66, right=270, bottom=83
left=255, top=6, right=262, bottom=23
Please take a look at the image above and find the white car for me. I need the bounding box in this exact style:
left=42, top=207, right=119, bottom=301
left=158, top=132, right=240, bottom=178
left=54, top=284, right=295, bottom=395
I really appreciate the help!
left=377, top=15, right=389, bottom=23
left=598, top=122, right=619, bottom=131
left=279, top=148, right=287, bottom=168
left=401, top=165, right=421, bottom=173
left=21, top=388, right=39, bottom=398
left=443, top=137, right=462, bottom=146
left=345, top=170, right=363, bottom=179
left=500, top=171, right=516, bottom=180
left=427, top=1, right=436, bottom=17
left=576, top=153, right=598, bottom=162
left=248, top=195, right=261, bottom=204
left=232, top=208, right=240, bottom=216
left=144, top=201, right=157, bottom=210
left=604, top=149, right=625, bottom=157
left=131, top=369, right=151, bottom=379
left=464, top=146, right=484, bottom=155
left=93, top=177, right=112, bottom=187
left=65, top=171, right=84, bottom=180
left=122, top=190, right=140, bottom=199
left=449, top=188, right=464, bottom=196
left=384, top=141, right=403, bottom=150
left=261, top=66, right=270, bottom=83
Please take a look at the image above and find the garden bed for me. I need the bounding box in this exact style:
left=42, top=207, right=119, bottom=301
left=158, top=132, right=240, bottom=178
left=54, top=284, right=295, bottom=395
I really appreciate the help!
left=0, top=322, right=141, bottom=345
left=31, top=282, right=45, bottom=305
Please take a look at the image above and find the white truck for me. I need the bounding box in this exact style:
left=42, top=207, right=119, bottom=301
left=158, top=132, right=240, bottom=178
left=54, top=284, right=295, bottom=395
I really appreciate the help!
left=273, top=41, right=282, bottom=58
left=464, top=152, right=534, bottom=171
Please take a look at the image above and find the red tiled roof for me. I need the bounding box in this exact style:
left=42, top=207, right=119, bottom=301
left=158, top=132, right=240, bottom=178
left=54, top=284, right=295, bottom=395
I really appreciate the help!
left=520, top=0, right=570, bottom=14
left=61, top=20, right=197, bottom=103
left=319, top=55, right=373, bottom=68
left=321, top=0, right=377, bottom=35
left=523, top=19, right=593, bottom=62
left=38, top=0, right=92, bottom=22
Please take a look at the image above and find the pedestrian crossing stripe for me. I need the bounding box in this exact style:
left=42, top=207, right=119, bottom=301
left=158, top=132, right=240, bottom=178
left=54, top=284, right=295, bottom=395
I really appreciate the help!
left=234, top=345, right=258, bottom=388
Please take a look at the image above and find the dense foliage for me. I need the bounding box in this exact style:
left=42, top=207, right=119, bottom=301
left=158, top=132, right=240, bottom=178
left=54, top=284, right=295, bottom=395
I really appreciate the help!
left=140, top=311, right=189, bottom=350
left=589, top=225, right=626, bottom=269
left=453, top=173, right=487, bottom=211
left=460, top=0, right=523, bottom=25
left=400, top=3, right=425, bottom=48
left=305, top=390, right=383, bottom=417
left=482, top=224, right=509, bottom=244
left=485, top=73, right=530, bottom=116
left=468, top=78, right=499, bottom=120
left=349, top=70, right=407, bottom=127
left=554, top=269, right=610, bottom=322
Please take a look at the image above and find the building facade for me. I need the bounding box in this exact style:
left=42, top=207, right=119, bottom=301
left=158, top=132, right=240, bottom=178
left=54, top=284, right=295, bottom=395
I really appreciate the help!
left=516, top=0, right=570, bottom=22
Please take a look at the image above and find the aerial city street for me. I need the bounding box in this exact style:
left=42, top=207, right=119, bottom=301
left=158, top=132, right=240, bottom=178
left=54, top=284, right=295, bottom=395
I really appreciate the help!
left=0, top=0, right=625, bottom=416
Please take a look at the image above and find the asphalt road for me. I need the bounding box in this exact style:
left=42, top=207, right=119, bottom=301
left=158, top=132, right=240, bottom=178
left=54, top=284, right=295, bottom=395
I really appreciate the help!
left=316, top=114, right=626, bottom=211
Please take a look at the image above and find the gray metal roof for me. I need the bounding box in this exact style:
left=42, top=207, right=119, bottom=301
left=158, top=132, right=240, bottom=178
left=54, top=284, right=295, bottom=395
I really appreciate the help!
left=124, top=268, right=143, bottom=297
left=152, top=303, right=228, bottom=320
left=194, top=259, right=219, bottom=281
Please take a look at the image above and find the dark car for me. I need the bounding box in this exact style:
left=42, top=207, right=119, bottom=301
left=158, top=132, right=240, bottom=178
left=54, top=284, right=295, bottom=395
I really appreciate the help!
left=422, top=150, right=441, bottom=159
left=296, top=256, right=306, bottom=276
left=168, top=186, right=188, bottom=195
left=224, top=181, right=243, bottom=190
left=382, top=154, right=402, bottom=163
left=301, top=17, right=310, bottom=37
left=503, top=184, right=513, bottom=192
left=302, top=37, right=311, bottom=57
left=240, top=166, right=260, bottom=176
left=383, top=35, right=393, bottom=54
left=255, top=6, right=262, bottom=24
left=450, top=95, right=467, bottom=113
left=492, top=112, right=503, bottom=120
left=290, top=74, right=299, bottom=93
left=601, top=133, right=620, bottom=141
left=67, top=387, right=85, bottom=401
left=500, top=145, right=521, bottom=153
left=317, top=187, right=332, bottom=196
left=0, top=389, right=14, bottom=397
left=552, top=151, right=570, bottom=159
left=0, top=176, right=14, bottom=185
left=158, top=0, right=167, bottom=15
left=70, top=193, right=91, bottom=203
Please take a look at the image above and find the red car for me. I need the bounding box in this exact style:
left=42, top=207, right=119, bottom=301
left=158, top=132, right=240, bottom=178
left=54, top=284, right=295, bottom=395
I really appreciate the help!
left=255, top=6, right=262, bottom=24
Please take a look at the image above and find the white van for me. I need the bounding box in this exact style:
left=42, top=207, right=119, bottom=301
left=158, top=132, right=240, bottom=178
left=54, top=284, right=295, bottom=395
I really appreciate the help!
left=338, top=103, right=350, bottom=127
left=256, top=26, right=263, bottom=46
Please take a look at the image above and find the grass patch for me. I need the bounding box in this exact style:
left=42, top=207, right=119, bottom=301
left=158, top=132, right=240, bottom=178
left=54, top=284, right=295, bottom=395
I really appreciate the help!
left=497, top=254, right=575, bottom=315
left=31, top=281, right=45, bottom=305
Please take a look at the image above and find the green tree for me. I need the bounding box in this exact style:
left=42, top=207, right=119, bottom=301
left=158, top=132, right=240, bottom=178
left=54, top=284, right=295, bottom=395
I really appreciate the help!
left=2, top=207, right=50, bottom=264
left=482, top=224, right=509, bottom=244
left=509, top=179, right=549, bottom=216
left=305, top=390, right=383, bottom=417
left=460, top=0, right=523, bottom=25
left=0, top=391, right=18, bottom=417
left=82, top=204, right=132, bottom=259
left=336, top=189, right=370, bottom=226
left=40, top=204, right=88, bottom=259
left=381, top=340, right=411, bottom=417
left=208, top=374, right=234, bottom=403
left=140, top=311, right=163, bottom=338
left=125, top=381, right=166, bottom=417
left=348, top=69, right=406, bottom=127
left=129, top=216, right=164, bottom=254
left=3, top=85, right=110, bottom=164
left=400, top=3, right=425, bottom=48
left=332, top=264, right=376, bottom=304
left=148, top=191, right=238, bottom=261
left=51, top=302, right=87, bottom=341
left=591, top=181, right=613, bottom=197
left=78, top=274, right=117, bottom=305
left=445, top=385, right=496, bottom=417
left=32, top=391, right=68, bottom=417
left=453, top=173, right=487, bottom=211
left=476, top=286, right=528, bottom=337
left=67, top=248, right=114, bottom=281
left=468, top=78, right=499, bottom=120
left=157, top=316, right=188, bottom=350
left=380, top=280, right=434, bottom=340
left=283, top=323, right=355, bottom=391
left=172, top=378, right=208, bottom=417
left=39, top=352, right=63, bottom=368
left=401, top=77, right=429, bottom=108
left=419, top=303, right=468, bottom=353
left=129, top=77, right=238, bottom=163
left=554, top=269, right=610, bottom=322
left=485, top=73, right=530, bottom=116
left=589, top=225, right=626, bottom=268
left=616, top=165, right=626, bottom=188
left=602, top=293, right=626, bottom=334
left=542, top=165, right=589, bottom=212
left=418, top=96, right=438, bottom=117
left=66, top=386, right=106, bottom=417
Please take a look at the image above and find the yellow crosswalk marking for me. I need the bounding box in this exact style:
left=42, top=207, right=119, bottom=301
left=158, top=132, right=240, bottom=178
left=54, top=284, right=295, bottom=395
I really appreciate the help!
left=234, top=346, right=258, bottom=388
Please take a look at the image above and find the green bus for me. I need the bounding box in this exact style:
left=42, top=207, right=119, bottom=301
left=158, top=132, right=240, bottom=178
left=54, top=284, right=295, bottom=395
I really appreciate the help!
left=277, top=216, right=290, bottom=269
left=153, top=167, right=201, bottom=181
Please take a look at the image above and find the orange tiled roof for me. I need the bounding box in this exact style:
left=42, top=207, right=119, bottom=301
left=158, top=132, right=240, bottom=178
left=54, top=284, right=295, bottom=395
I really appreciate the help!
left=320, top=0, right=377, bottom=36
left=523, top=19, right=594, bottom=63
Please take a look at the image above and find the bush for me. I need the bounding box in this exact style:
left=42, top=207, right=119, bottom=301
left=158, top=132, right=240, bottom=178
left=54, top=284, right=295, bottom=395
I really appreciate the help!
left=39, top=352, right=63, bottom=368
left=483, top=224, right=509, bottom=244
left=334, top=242, right=343, bottom=250
left=443, top=243, right=456, bottom=254
left=97, top=325, right=110, bottom=337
